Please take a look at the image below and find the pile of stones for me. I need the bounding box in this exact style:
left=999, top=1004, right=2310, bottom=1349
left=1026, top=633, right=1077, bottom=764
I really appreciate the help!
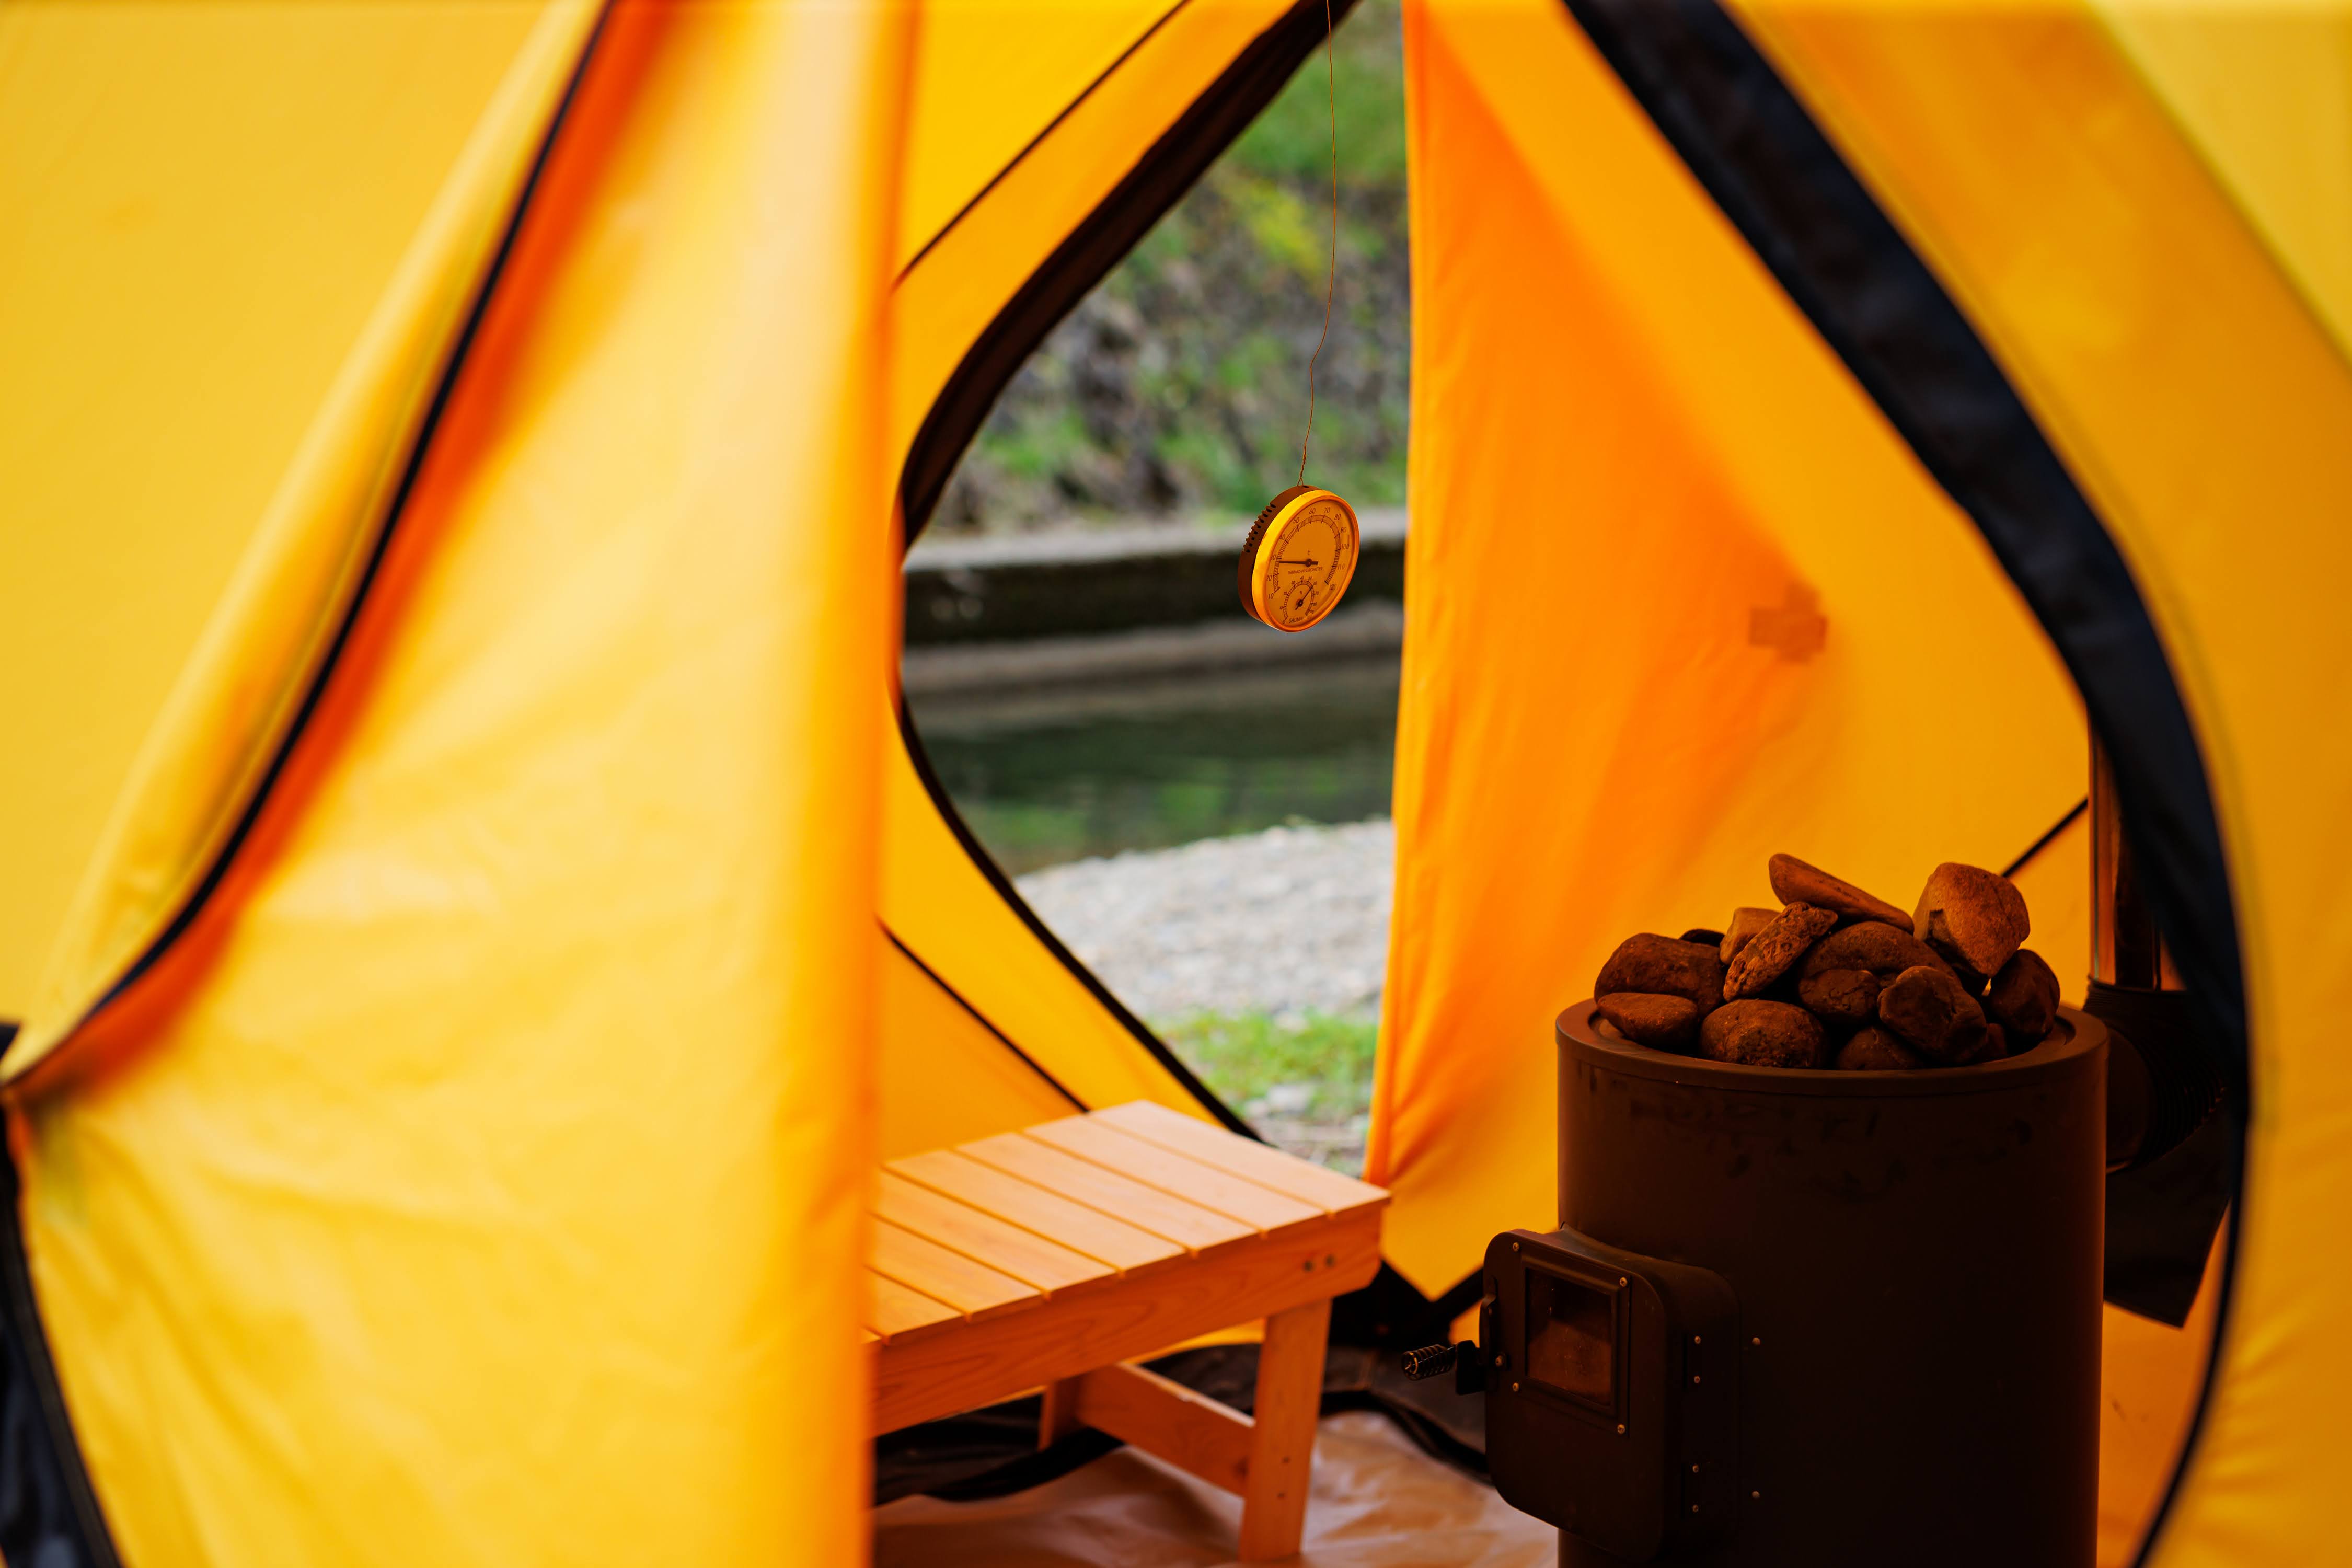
left=1589, top=855, right=2062, bottom=1071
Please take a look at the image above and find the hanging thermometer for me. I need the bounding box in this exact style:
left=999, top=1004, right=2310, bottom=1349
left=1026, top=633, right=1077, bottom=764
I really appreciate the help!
left=1239, top=484, right=1359, bottom=632
left=1243, top=4, right=1355, bottom=635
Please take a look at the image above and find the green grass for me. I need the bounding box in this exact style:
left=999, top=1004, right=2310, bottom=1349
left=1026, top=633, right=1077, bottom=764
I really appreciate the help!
left=1153, top=1009, right=1380, bottom=1124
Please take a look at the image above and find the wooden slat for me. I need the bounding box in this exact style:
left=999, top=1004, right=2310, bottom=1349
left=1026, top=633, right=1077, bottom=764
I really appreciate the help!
left=873, top=1206, right=1382, bottom=1434
left=1076, top=1361, right=1255, bottom=1494
left=957, top=1132, right=1253, bottom=1253
left=868, top=1270, right=960, bottom=1344
left=871, top=1218, right=1039, bottom=1321
left=1093, top=1100, right=1388, bottom=1215
left=1024, top=1117, right=1323, bottom=1234
left=874, top=1170, right=1113, bottom=1295
left=889, top=1148, right=1184, bottom=1275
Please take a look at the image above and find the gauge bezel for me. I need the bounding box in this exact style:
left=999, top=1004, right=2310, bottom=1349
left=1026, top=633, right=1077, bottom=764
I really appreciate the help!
left=1239, top=486, right=1359, bottom=632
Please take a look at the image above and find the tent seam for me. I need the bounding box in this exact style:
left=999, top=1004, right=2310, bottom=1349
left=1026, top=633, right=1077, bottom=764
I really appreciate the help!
left=880, top=920, right=1087, bottom=1112
left=67, top=4, right=619, bottom=1044
left=893, top=0, right=1198, bottom=285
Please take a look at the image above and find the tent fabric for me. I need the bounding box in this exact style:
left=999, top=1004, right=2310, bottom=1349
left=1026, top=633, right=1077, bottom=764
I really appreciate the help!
left=0, top=0, right=601, bottom=1036
left=1370, top=0, right=2086, bottom=1299
left=877, top=923, right=1086, bottom=1160
left=1379, top=1, right=2348, bottom=1563
left=3, top=2, right=910, bottom=1562
left=2090, top=4, right=2352, bottom=367
left=0, top=0, right=2344, bottom=1561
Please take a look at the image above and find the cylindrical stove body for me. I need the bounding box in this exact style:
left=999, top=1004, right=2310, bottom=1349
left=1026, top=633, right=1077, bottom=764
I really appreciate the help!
left=1549, top=1000, right=2106, bottom=1567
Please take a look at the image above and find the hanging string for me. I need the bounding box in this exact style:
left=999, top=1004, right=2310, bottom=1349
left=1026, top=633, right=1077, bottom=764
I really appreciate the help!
left=1297, top=0, right=1339, bottom=487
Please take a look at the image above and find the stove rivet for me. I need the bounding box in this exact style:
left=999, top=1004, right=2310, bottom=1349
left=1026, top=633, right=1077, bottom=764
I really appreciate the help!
left=1751, top=1491, right=1761, bottom=1501
left=1616, top=1424, right=1626, bottom=1436
left=1511, top=1382, right=1520, bottom=1393
left=1751, top=1336, right=1762, bottom=1347
left=1511, top=1241, right=1520, bottom=1252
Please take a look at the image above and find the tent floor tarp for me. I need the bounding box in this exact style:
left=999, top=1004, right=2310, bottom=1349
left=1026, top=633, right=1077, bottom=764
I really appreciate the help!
left=874, top=1411, right=1550, bottom=1567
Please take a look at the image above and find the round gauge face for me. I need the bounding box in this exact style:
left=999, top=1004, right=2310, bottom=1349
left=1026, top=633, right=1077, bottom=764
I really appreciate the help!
left=1239, top=487, right=1360, bottom=633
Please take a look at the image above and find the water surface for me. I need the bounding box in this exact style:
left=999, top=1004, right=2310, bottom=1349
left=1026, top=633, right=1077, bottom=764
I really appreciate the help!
left=908, top=654, right=1400, bottom=874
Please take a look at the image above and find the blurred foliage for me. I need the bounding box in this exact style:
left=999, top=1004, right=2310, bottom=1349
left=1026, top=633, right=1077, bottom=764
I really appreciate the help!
left=935, top=0, right=1409, bottom=530
left=1155, top=1009, right=1380, bottom=1125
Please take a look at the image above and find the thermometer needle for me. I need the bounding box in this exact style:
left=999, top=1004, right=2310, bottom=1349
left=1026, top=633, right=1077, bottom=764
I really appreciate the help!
left=1277, top=558, right=1320, bottom=567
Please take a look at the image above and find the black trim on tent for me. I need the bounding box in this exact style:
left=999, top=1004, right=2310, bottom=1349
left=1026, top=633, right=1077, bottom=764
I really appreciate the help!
left=892, top=700, right=1256, bottom=1138
left=898, top=0, right=1362, bottom=549
left=881, top=922, right=1087, bottom=1112
left=1558, top=4, right=2245, bottom=1561
left=0, top=1027, right=120, bottom=1568
left=0, top=8, right=617, bottom=1550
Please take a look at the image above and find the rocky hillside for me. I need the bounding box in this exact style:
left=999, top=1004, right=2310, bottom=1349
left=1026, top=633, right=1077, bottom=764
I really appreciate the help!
left=932, top=0, right=1410, bottom=533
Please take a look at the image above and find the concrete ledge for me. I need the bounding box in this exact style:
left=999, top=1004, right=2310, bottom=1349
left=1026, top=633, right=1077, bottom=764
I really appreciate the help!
left=904, top=509, right=1406, bottom=645
left=902, top=602, right=1404, bottom=703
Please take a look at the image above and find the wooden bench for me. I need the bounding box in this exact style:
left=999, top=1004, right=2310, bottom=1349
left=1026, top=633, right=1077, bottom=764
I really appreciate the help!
left=867, top=1101, right=1389, bottom=1559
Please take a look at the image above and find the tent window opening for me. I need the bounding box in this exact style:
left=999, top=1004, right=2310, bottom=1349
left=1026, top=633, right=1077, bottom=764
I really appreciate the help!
left=900, top=0, right=1408, bottom=1178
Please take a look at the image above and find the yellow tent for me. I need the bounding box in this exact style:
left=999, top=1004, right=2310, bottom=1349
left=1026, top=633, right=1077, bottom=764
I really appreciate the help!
left=0, top=0, right=2340, bottom=1563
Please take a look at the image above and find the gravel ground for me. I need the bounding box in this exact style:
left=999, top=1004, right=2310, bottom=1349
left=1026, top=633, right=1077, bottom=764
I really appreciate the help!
left=1016, top=819, right=1395, bottom=1022
left=1016, top=820, right=1395, bottom=1171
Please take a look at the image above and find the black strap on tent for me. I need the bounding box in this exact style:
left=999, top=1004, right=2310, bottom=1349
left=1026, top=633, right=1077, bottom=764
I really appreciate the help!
left=0, top=7, right=618, bottom=1549
left=1557, top=4, right=2245, bottom=1560
left=898, top=0, right=1363, bottom=549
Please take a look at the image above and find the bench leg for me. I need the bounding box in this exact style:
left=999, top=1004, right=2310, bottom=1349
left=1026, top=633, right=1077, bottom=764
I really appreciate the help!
left=1038, top=1375, right=1085, bottom=1450
left=1237, top=1298, right=1330, bottom=1560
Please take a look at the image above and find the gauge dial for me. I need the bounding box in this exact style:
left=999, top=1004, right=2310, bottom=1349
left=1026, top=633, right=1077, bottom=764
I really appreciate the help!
left=1238, top=485, right=1360, bottom=633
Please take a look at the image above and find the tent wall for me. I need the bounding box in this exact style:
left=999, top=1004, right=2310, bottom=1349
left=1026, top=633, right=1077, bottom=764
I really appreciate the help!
left=5, top=3, right=910, bottom=1561
left=1378, top=0, right=2291, bottom=1560
left=1725, top=6, right=2352, bottom=1560
left=1374, top=0, right=2084, bottom=1295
